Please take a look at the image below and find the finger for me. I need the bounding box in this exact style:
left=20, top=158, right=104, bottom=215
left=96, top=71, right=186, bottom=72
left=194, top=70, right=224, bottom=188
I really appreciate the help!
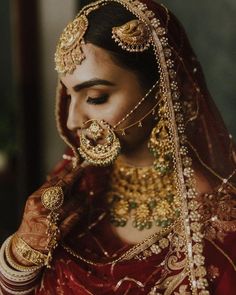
left=28, top=165, right=83, bottom=216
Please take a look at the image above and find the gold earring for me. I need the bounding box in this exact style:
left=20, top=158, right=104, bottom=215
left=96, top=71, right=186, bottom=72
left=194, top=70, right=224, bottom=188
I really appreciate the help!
left=78, top=120, right=121, bottom=166
left=148, top=100, right=173, bottom=176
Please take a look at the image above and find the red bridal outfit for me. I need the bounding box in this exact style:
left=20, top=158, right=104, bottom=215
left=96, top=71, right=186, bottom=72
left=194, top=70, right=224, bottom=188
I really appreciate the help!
left=1, top=0, right=236, bottom=294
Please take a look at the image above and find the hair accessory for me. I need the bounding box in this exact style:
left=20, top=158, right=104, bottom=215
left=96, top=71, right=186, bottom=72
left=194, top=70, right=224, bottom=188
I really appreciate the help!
left=78, top=120, right=121, bottom=166
left=41, top=186, right=64, bottom=267
left=55, top=15, right=88, bottom=75
left=55, top=3, right=103, bottom=75
left=112, top=19, right=151, bottom=52
left=0, top=236, right=41, bottom=291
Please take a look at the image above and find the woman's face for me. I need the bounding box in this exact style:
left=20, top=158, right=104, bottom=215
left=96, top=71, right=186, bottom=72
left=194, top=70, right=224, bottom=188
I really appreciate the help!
left=60, top=43, right=156, bottom=154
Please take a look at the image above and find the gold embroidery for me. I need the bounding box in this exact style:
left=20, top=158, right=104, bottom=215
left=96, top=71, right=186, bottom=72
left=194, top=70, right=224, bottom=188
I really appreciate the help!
left=207, top=265, right=220, bottom=282
left=200, top=191, right=236, bottom=243
left=55, top=15, right=88, bottom=74
left=206, top=238, right=236, bottom=272
left=148, top=224, right=190, bottom=295
left=174, top=285, right=191, bottom=295
left=135, top=236, right=171, bottom=260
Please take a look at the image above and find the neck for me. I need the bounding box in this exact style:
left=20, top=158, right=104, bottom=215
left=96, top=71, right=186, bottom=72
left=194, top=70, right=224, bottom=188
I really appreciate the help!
left=119, top=139, right=154, bottom=167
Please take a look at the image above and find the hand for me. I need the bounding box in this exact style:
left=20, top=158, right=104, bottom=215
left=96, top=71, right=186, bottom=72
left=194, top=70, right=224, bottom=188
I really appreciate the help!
left=11, top=163, right=84, bottom=266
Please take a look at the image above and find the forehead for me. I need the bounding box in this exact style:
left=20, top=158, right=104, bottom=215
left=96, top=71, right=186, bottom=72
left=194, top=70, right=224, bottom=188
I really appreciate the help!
left=60, top=43, right=126, bottom=88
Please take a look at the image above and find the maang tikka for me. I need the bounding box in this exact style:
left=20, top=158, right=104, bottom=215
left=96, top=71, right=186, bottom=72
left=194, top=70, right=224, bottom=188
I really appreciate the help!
left=55, top=14, right=88, bottom=75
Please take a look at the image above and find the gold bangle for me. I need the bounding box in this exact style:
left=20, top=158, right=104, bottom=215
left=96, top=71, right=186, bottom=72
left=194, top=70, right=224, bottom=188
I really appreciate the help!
left=5, top=236, right=42, bottom=272
left=12, top=234, right=47, bottom=267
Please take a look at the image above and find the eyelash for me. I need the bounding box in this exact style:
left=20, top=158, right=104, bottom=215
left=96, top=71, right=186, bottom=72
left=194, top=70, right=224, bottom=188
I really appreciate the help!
left=86, top=94, right=109, bottom=105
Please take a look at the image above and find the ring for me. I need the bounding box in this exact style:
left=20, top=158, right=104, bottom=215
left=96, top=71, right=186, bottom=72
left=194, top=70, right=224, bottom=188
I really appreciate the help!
left=41, top=186, right=64, bottom=211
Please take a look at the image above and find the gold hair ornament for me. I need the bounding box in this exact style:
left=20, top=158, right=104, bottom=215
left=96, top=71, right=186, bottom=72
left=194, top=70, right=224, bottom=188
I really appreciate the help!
left=112, top=19, right=152, bottom=52
left=55, top=15, right=88, bottom=75
left=55, top=4, right=101, bottom=75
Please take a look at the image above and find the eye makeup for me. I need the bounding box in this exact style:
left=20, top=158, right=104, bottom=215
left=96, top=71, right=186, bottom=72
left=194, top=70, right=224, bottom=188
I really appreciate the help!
left=86, top=94, right=109, bottom=105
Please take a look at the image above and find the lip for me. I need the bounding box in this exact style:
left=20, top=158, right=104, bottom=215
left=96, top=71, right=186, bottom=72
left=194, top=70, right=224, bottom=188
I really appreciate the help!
left=76, top=129, right=82, bottom=137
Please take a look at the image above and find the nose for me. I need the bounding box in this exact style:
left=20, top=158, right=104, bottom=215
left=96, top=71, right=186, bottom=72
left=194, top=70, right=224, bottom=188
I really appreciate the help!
left=66, top=98, right=88, bottom=131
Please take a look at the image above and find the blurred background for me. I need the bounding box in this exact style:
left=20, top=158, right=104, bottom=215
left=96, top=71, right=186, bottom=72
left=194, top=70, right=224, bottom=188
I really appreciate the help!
left=0, top=0, right=236, bottom=243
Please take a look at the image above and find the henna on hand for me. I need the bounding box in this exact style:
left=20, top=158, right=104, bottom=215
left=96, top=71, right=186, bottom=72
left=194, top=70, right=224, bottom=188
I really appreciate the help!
left=12, top=163, right=84, bottom=266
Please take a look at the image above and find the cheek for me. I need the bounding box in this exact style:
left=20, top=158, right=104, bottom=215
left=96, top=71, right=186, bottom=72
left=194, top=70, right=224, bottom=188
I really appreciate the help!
left=106, top=92, right=142, bottom=126
left=86, top=97, right=133, bottom=126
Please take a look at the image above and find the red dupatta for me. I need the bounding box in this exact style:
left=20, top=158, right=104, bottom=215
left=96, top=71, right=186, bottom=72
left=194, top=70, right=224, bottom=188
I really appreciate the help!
left=37, top=0, right=236, bottom=294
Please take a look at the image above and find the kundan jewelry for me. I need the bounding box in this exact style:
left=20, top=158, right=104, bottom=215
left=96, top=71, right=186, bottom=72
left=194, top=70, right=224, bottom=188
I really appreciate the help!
left=107, top=158, right=181, bottom=230
left=148, top=98, right=174, bottom=176
left=53, top=0, right=212, bottom=293
left=41, top=186, right=64, bottom=267
left=78, top=120, right=121, bottom=166
left=55, top=3, right=102, bottom=75
left=11, top=234, right=47, bottom=268
left=112, top=19, right=152, bottom=52
left=5, top=236, right=43, bottom=272
left=78, top=79, right=160, bottom=167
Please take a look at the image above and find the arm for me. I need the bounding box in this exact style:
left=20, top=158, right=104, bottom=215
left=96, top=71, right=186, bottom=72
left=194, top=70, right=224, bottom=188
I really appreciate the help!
left=0, top=160, right=84, bottom=294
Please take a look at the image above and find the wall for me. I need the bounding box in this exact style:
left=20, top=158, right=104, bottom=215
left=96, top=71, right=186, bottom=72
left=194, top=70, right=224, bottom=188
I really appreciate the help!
left=162, top=0, right=236, bottom=137
left=39, top=0, right=77, bottom=173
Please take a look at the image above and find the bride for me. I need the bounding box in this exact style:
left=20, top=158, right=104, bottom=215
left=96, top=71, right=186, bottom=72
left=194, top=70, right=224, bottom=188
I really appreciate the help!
left=1, top=0, right=236, bottom=294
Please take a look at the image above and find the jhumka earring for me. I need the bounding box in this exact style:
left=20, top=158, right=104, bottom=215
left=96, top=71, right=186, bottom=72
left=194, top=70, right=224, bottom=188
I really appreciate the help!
left=148, top=99, right=173, bottom=176
left=78, top=120, right=121, bottom=166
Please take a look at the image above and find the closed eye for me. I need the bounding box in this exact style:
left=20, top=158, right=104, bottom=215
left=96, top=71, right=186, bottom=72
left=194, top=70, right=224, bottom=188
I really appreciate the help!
left=86, top=94, right=109, bottom=105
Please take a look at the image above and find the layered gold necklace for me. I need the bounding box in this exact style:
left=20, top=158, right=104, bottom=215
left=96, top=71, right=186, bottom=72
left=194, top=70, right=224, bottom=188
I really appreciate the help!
left=106, top=159, right=181, bottom=230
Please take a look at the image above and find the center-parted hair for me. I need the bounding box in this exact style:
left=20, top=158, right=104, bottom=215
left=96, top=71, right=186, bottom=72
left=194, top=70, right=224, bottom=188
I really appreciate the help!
left=84, top=2, right=159, bottom=91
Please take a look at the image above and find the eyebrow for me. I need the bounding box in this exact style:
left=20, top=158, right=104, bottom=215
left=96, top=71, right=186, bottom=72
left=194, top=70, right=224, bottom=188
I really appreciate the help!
left=71, top=79, right=116, bottom=92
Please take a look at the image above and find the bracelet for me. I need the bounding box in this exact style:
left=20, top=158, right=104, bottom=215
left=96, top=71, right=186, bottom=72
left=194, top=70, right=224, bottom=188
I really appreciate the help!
left=41, top=186, right=64, bottom=267
left=5, top=236, right=42, bottom=272
left=1, top=237, right=41, bottom=295
left=12, top=234, right=47, bottom=267
left=0, top=237, right=41, bottom=281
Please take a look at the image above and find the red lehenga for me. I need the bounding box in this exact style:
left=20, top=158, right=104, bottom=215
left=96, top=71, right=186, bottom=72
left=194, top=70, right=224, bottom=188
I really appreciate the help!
left=34, top=164, right=236, bottom=295
left=1, top=0, right=236, bottom=294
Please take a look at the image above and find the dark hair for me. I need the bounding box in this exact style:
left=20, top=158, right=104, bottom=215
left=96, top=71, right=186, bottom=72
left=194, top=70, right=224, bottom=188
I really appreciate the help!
left=84, top=2, right=159, bottom=91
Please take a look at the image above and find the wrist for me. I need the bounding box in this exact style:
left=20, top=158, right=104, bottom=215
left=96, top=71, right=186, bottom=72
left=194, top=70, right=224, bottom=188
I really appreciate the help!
left=10, top=234, right=48, bottom=268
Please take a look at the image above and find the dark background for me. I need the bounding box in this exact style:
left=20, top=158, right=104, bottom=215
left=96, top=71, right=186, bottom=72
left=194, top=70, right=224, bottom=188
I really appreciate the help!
left=0, top=0, right=235, bottom=242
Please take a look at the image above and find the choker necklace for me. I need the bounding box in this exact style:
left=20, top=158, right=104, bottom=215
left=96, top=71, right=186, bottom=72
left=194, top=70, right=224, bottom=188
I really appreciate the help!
left=106, top=159, right=181, bottom=230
